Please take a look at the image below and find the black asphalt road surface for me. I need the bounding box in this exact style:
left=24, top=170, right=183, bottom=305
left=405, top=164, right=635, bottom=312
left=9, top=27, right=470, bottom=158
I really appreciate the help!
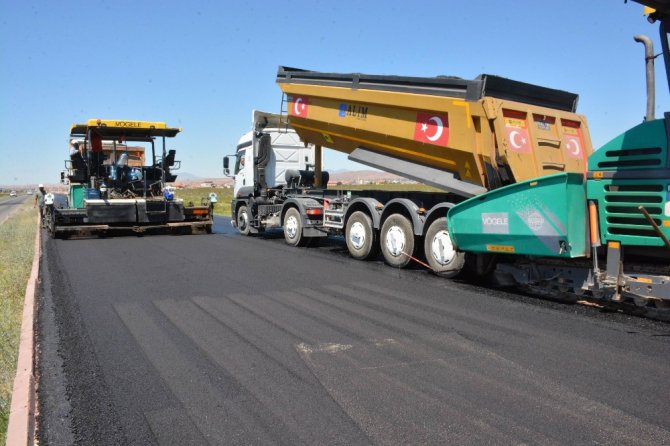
left=37, top=217, right=670, bottom=445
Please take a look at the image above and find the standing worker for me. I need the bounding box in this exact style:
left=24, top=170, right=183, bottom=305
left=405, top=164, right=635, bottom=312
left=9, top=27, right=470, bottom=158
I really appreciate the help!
left=34, top=184, right=46, bottom=223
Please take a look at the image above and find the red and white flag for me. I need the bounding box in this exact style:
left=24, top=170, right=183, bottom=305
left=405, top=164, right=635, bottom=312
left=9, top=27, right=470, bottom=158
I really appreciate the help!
left=289, top=95, right=309, bottom=117
left=414, top=112, right=449, bottom=146
left=505, top=125, right=531, bottom=153
left=564, top=135, right=583, bottom=159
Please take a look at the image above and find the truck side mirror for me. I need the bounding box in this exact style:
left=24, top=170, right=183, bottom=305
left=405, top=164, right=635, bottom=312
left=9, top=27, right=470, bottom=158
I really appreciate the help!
left=223, top=156, right=230, bottom=176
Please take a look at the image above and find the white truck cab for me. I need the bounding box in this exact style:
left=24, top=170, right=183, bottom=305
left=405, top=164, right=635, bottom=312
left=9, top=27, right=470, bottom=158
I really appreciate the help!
left=225, top=110, right=316, bottom=198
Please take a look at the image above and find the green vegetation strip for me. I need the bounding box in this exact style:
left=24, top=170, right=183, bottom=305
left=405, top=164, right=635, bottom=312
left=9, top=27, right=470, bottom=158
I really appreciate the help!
left=174, top=187, right=233, bottom=217
left=0, top=203, right=37, bottom=444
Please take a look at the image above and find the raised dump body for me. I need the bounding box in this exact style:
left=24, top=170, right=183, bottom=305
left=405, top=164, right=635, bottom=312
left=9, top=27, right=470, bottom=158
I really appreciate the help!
left=276, top=66, right=593, bottom=196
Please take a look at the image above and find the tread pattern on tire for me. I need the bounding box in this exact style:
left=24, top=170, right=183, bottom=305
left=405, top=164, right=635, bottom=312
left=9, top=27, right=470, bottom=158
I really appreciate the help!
left=345, top=211, right=379, bottom=260
left=237, top=205, right=251, bottom=236
left=423, top=217, right=465, bottom=278
left=380, top=213, right=414, bottom=268
left=284, top=207, right=308, bottom=247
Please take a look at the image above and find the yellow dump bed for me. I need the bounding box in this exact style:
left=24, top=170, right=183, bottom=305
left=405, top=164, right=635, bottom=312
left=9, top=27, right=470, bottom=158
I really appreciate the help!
left=277, top=67, right=593, bottom=196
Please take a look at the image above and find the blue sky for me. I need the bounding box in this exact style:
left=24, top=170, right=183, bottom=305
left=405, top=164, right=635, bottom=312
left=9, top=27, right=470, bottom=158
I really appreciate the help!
left=1, top=0, right=668, bottom=185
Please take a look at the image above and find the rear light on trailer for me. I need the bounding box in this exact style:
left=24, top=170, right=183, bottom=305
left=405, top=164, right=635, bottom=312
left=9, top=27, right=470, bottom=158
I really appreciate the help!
left=305, top=208, right=323, bottom=216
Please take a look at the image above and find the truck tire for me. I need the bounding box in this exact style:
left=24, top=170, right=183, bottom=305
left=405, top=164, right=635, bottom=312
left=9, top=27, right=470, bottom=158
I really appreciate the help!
left=345, top=211, right=379, bottom=260
left=236, top=205, right=251, bottom=236
left=283, top=207, right=308, bottom=247
left=380, top=213, right=414, bottom=268
left=424, top=217, right=465, bottom=278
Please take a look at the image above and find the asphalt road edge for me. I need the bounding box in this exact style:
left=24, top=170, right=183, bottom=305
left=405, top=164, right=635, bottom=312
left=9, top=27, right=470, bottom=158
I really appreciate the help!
left=6, top=222, right=40, bottom=446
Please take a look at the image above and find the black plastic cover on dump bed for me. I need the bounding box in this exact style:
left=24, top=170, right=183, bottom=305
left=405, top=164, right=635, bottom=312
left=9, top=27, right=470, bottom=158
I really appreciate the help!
left=276, top=66, right=578, bottom=112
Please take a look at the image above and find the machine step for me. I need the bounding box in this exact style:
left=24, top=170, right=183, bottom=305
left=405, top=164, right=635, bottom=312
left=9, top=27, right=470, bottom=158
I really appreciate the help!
left=323, top=209, right=344, bottom=229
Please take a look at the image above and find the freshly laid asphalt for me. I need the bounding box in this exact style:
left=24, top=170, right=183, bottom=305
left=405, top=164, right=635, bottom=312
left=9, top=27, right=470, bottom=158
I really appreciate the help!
left=36, top=216, right=670, bottom=445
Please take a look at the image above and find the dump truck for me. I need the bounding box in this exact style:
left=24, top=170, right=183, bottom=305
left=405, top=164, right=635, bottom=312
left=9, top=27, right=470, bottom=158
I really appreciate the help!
left=46, top=119, right=215, bottom=237
left=225, top=70, right=593, bottom=271
left=224, top=3, right=670, bottom=319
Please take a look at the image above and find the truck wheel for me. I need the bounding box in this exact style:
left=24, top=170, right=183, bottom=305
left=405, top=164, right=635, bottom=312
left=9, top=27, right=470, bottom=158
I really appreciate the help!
left=346, top=211, right=378, bottom=260
left=424, top=217, right=465, bottom=278
left=236, top=205, right=251, bottom=236
left=283, top=207, right=308, bottom=247
left=380, top=213, right=414, bottom=268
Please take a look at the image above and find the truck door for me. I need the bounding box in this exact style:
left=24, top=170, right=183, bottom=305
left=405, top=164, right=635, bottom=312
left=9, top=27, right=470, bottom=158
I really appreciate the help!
left=233, top=148, right=252, bottom=197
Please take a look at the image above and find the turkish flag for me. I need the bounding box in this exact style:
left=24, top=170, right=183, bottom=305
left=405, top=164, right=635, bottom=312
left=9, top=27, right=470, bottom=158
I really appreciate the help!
left=289, top=95, right=309, bottom=117
left=414, top=112, right=449, bottom=146
left=564, top=135, right=583, bottom=159
left=505, top=125, right=531, bottom=153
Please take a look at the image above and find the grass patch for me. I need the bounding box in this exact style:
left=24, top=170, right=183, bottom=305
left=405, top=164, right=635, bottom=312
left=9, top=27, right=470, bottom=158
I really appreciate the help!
left=173, top=187, right=233, bottom=217
left=0, top=202, right=37, bottom=443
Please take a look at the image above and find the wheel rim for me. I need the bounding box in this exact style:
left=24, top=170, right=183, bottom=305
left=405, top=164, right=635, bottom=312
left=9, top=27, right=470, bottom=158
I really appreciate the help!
left=238, top=210, right=248, bottom=231
left=430, top=229, right=456, bottom=265
left=349, top=221, right=366, bottom=250
left=385, top=225, right=406, bottom=257
left=285, top=215, right=298, bottom=239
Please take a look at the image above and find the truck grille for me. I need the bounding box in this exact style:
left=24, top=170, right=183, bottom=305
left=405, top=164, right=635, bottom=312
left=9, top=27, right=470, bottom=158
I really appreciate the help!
left=595, top=147, right=663, bottom=169
left=602, top=182, right=664, bottom=239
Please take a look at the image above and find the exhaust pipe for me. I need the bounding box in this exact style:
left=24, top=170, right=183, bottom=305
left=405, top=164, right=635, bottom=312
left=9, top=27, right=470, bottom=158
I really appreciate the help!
left=634, top=35, right=656, bottom=121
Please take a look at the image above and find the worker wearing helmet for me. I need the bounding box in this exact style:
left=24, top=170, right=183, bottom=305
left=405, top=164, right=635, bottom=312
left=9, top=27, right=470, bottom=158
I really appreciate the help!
left=33, top=184, right=47, bottom=224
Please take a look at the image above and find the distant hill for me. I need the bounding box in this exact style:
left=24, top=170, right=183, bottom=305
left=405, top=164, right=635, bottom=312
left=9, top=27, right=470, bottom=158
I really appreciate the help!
left=177, top=172, right=201, bottom=179
left=327, top=170, right=414, bottom=185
